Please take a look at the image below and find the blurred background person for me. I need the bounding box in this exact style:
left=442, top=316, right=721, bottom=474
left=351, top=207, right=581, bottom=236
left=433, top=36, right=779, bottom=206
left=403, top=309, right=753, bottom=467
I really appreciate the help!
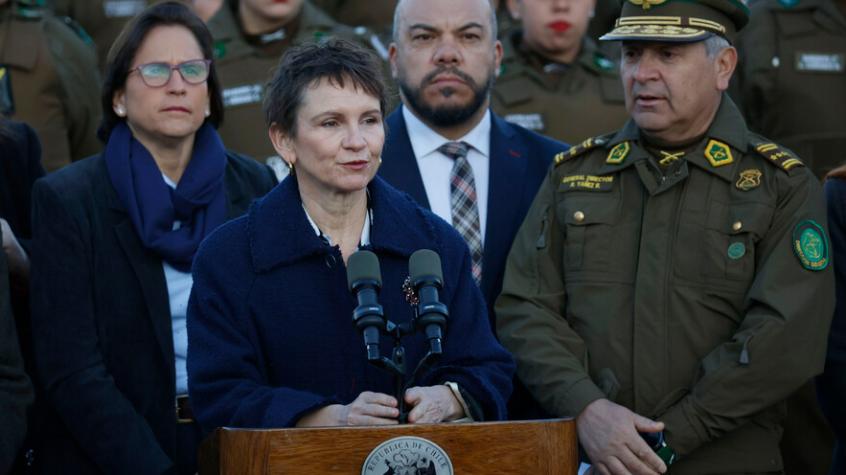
left=0, top=0, right=101, bottom=172
left=0, top=117, right=44, bottom=472
left=206, top=0, right=383, bottom=176
left=731, top=1, right=845, bottom=472
left=29, top=3, right=275, bottom=474
left=822, top=165, right=846, bottom=475
left=0, top=117, right=36, bottom=475
left=187, top=39, right=514, bottom=432
left=732, top=0, right=846, bottom=180
left=491, top=0, right=628, bottom=143
left=51, top=0, right=223, bottom=69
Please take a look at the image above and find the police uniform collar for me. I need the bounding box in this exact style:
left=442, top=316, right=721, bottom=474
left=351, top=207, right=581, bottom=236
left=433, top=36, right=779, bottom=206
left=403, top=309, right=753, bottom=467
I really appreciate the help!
left=599, top=94, right=746, bottom=180
left=679, top=95, right=748, bottom=182
left=249, top=175, right=437, bottom=272
left=207, top=1, right=254, bottom=60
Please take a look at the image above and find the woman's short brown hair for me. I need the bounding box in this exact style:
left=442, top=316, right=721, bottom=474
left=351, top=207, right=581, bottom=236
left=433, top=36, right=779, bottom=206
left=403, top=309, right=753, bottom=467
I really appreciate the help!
left=97, top=1, right=224, bottom=142
left=263, top=39, right=387, bottom=137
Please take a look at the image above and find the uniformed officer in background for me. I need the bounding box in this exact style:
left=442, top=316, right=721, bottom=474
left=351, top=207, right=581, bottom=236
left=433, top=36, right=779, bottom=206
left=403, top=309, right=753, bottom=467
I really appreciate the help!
left=732, top=0, right=846, bottom=180
left=51, top=0, right=222, bottom=69
left=496, top=0, right=836, bottom=472
left=0, top=0, right=101, bottom=171
left=206, top=0, right=382, bottom=176
left=732, top=5, right=844, bottom=472
left=491, top=0, right=628, bottom=144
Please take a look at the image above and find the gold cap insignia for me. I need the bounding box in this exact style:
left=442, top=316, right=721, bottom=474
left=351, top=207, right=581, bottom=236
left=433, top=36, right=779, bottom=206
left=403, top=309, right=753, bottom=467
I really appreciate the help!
left=606, top=141, right=631, bottom=164
left=704, top=139, right=734, bottom=167
left=736, top=168, right=762, bottom=191
left=629, top=0, right=668, bottom=10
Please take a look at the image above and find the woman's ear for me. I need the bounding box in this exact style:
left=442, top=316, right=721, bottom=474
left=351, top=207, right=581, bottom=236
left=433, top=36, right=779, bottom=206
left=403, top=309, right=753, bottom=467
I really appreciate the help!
left=268, top=123, right=296, bottom=166
left=113, top=90, right=127, bottom=117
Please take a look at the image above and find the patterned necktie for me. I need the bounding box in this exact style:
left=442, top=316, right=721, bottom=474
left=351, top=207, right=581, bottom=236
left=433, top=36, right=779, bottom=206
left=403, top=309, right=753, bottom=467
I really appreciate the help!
left=438, top=141, right=483, bottom=285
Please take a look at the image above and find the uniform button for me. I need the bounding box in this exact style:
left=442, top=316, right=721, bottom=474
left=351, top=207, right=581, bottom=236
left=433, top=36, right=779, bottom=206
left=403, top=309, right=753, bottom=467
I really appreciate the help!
left=732, top=221, right=743, bottom=232
left=573, top=211, right=585, bottom=222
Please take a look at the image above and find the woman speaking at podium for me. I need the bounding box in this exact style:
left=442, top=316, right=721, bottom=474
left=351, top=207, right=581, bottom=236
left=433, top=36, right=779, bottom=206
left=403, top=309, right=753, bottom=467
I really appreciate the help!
left=186, top=40, right=514, bottom=431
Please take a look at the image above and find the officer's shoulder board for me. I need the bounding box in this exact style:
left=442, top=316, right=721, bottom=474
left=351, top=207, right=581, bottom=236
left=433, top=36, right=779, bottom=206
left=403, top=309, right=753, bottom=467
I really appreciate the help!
left=554, top=134, right=613, bottom=166
left=748, top=135, right=805, bottom=174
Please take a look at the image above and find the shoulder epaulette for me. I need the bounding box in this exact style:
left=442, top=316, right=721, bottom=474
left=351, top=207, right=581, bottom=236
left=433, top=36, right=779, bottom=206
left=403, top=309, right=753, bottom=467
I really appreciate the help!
left=749, top=137, right=805, bottom=173
left=554, top=134, right=611, bottom=166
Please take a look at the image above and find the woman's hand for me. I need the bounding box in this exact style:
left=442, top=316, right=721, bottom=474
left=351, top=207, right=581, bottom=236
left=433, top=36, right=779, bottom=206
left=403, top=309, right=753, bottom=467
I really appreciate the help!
left=404, top=385, right=464, bottom=423
left=1, top=218, right=29, bottom=280
left=296, top=391, right=399, bottom=427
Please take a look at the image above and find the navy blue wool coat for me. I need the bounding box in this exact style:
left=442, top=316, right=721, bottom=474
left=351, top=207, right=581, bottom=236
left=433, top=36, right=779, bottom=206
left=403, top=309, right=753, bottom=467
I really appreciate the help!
left=187, top=176, right=515, bottom=431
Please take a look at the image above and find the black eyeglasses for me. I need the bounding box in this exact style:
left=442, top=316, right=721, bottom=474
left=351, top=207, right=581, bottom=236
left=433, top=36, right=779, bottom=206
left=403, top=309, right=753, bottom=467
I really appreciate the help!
left=129, top=59, right=212, bottom=87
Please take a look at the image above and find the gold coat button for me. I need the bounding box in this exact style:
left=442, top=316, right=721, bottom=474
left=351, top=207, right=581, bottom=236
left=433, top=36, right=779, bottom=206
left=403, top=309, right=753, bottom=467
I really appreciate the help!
left=732, top=221, right=743, bottom=232
left=573, top=211, right=585, bottom=222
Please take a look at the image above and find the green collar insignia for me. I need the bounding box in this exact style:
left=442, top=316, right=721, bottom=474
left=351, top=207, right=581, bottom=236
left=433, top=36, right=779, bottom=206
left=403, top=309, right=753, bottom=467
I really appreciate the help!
left=778, top=0, right=799, bottom=8
left=607, top=141, right=631, bottom=164
left=705, top=139, right=734, bottom=167
left=793, top=220, right=829, bottom=271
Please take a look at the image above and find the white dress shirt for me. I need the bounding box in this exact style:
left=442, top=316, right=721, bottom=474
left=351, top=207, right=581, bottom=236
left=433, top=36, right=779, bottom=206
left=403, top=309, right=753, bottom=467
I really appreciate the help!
left=401, top=105, right=491, bottom=244
left=161, top=174, right=192, bottom=396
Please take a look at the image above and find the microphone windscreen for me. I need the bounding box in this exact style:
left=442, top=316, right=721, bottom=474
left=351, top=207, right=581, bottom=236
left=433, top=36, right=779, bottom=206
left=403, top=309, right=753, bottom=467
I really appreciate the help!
left=347, top=250, right=382, bottom=291
left=409, top=249, right=443, bottom=284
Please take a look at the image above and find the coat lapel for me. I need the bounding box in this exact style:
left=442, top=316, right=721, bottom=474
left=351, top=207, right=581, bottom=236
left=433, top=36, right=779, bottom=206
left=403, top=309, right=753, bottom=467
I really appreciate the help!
left=379, top=108, right=431, bottom=209
left=483, top=115, right=528, bottom=294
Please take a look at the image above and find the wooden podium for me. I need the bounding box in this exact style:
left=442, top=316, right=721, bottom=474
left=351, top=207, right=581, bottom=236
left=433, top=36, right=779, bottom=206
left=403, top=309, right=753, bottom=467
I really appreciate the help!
left=199, top=418, right=577, bottom=474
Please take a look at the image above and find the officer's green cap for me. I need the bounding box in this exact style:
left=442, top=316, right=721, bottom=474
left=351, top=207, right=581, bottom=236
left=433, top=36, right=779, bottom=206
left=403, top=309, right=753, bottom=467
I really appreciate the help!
left=600, top=0, right=750, bottom=43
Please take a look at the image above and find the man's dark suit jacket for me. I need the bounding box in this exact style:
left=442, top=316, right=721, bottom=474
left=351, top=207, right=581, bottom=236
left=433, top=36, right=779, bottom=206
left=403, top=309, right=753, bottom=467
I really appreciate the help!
left=29, top=153, right=276, bottom=474
left=379, top=107, right=568, bottom=321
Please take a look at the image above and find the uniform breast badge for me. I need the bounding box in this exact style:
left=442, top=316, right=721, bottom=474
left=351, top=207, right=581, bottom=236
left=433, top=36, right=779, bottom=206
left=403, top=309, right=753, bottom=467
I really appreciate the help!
left=735, top=169, right=762, bottom=191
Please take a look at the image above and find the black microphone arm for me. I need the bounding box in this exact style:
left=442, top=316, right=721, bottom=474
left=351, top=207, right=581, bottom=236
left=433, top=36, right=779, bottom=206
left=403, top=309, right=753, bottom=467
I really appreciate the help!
left=346, top=250, right=386, bottom=361
left=409, top=249, right=449, bottom=355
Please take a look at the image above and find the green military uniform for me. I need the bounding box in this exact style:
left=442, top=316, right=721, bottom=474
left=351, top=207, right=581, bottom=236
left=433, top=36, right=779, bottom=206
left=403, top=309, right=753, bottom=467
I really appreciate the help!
left=731, top=1, right=844, bottom=472
left=732, top=0, right=846, bottom=179
left=496, top=0, right=836, bottom=472
left=497, top=95, right=835, bottom=474
left=207, top=0, right=383, bottom=170
left=50, top=0, right=158, bottom=68
left=0, top=3, right=101, bottom=171
left=491, top=31, right=628, bottom=144
left=310, top=0, right=396, bottom=34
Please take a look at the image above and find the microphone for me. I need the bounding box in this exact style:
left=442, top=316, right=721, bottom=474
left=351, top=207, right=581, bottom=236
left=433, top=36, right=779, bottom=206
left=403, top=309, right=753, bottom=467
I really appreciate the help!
left=409, top=249, right=448, bottom=355
left=347, top=250, right=386, bottom=361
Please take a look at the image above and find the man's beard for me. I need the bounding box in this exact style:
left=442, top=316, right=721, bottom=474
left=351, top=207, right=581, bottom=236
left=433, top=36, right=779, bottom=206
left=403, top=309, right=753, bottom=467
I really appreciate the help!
left=398, top=66, right=494, bottom=128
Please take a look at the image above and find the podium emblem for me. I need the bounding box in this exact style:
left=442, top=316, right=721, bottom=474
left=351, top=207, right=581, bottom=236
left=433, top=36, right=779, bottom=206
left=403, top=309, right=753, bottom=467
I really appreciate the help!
left=362, top=436, right=454, bottom=475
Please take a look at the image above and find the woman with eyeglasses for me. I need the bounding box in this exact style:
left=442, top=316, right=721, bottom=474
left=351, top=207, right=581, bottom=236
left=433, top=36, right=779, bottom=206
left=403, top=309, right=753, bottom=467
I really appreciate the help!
left=28, top=3, right=276, bottom=474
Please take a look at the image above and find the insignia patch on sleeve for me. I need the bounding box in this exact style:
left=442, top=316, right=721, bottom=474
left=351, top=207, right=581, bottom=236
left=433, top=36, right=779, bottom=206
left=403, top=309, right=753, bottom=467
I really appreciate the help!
left=792, top=220, right=829, bottom=271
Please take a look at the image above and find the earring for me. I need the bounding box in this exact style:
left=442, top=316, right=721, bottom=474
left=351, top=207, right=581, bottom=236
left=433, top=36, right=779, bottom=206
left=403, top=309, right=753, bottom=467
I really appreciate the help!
left=204, top=107, right=210, bottom=117
left=378, top=156, right=383, bottom=164
left=286, top=160, right=295, bottom=175
left=114, top=105, right=126, bottom=117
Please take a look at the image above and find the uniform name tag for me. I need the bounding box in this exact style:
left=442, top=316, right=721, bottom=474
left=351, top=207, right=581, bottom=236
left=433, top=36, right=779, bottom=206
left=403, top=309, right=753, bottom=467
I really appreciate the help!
left=796, top=52, right=845, bottom=73
left=504, top=113, right=544, bottom=131
left=561, top=174, right=614, bottom=191
left=103, top=0, right=146, bottom=18
left=223, top=84, right=263, bottom=108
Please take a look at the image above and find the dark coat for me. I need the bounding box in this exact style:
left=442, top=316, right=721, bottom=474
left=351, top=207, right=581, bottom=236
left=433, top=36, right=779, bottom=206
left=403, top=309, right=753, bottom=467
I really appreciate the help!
left=821, top=178, right=846, bottom=474
left=29, top=152, right=276, bottom=474
left=378, top=107, right=568, bottom=322
left=186, top=176, right=515, bottom=432
left=0, top=231, right=33, bottom=475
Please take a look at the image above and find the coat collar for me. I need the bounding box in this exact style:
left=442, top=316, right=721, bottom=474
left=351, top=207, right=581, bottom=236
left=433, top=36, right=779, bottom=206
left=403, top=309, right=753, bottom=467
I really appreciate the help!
left=249, top=175, right=438, bottom=272
left=599, top=95, right=748, bottom=182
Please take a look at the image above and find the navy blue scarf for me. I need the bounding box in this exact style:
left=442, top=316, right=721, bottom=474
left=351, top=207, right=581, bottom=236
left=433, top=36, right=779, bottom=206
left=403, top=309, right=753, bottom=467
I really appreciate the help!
left=105, top=122, right=227, bottom=272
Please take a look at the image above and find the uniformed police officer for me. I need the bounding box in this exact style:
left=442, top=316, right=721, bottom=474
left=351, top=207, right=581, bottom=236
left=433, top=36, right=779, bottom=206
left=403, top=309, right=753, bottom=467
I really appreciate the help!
left=207, top=0, right=383, bottom=175
left=732, top=5, right=844, bottom=472
left=491, top=0, right=628, bottom=144
left=0, top=0, right=101, bottom=172
left=732, top=0, right=846, bottom=180
left=496, top=0, right=836, bottom=473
